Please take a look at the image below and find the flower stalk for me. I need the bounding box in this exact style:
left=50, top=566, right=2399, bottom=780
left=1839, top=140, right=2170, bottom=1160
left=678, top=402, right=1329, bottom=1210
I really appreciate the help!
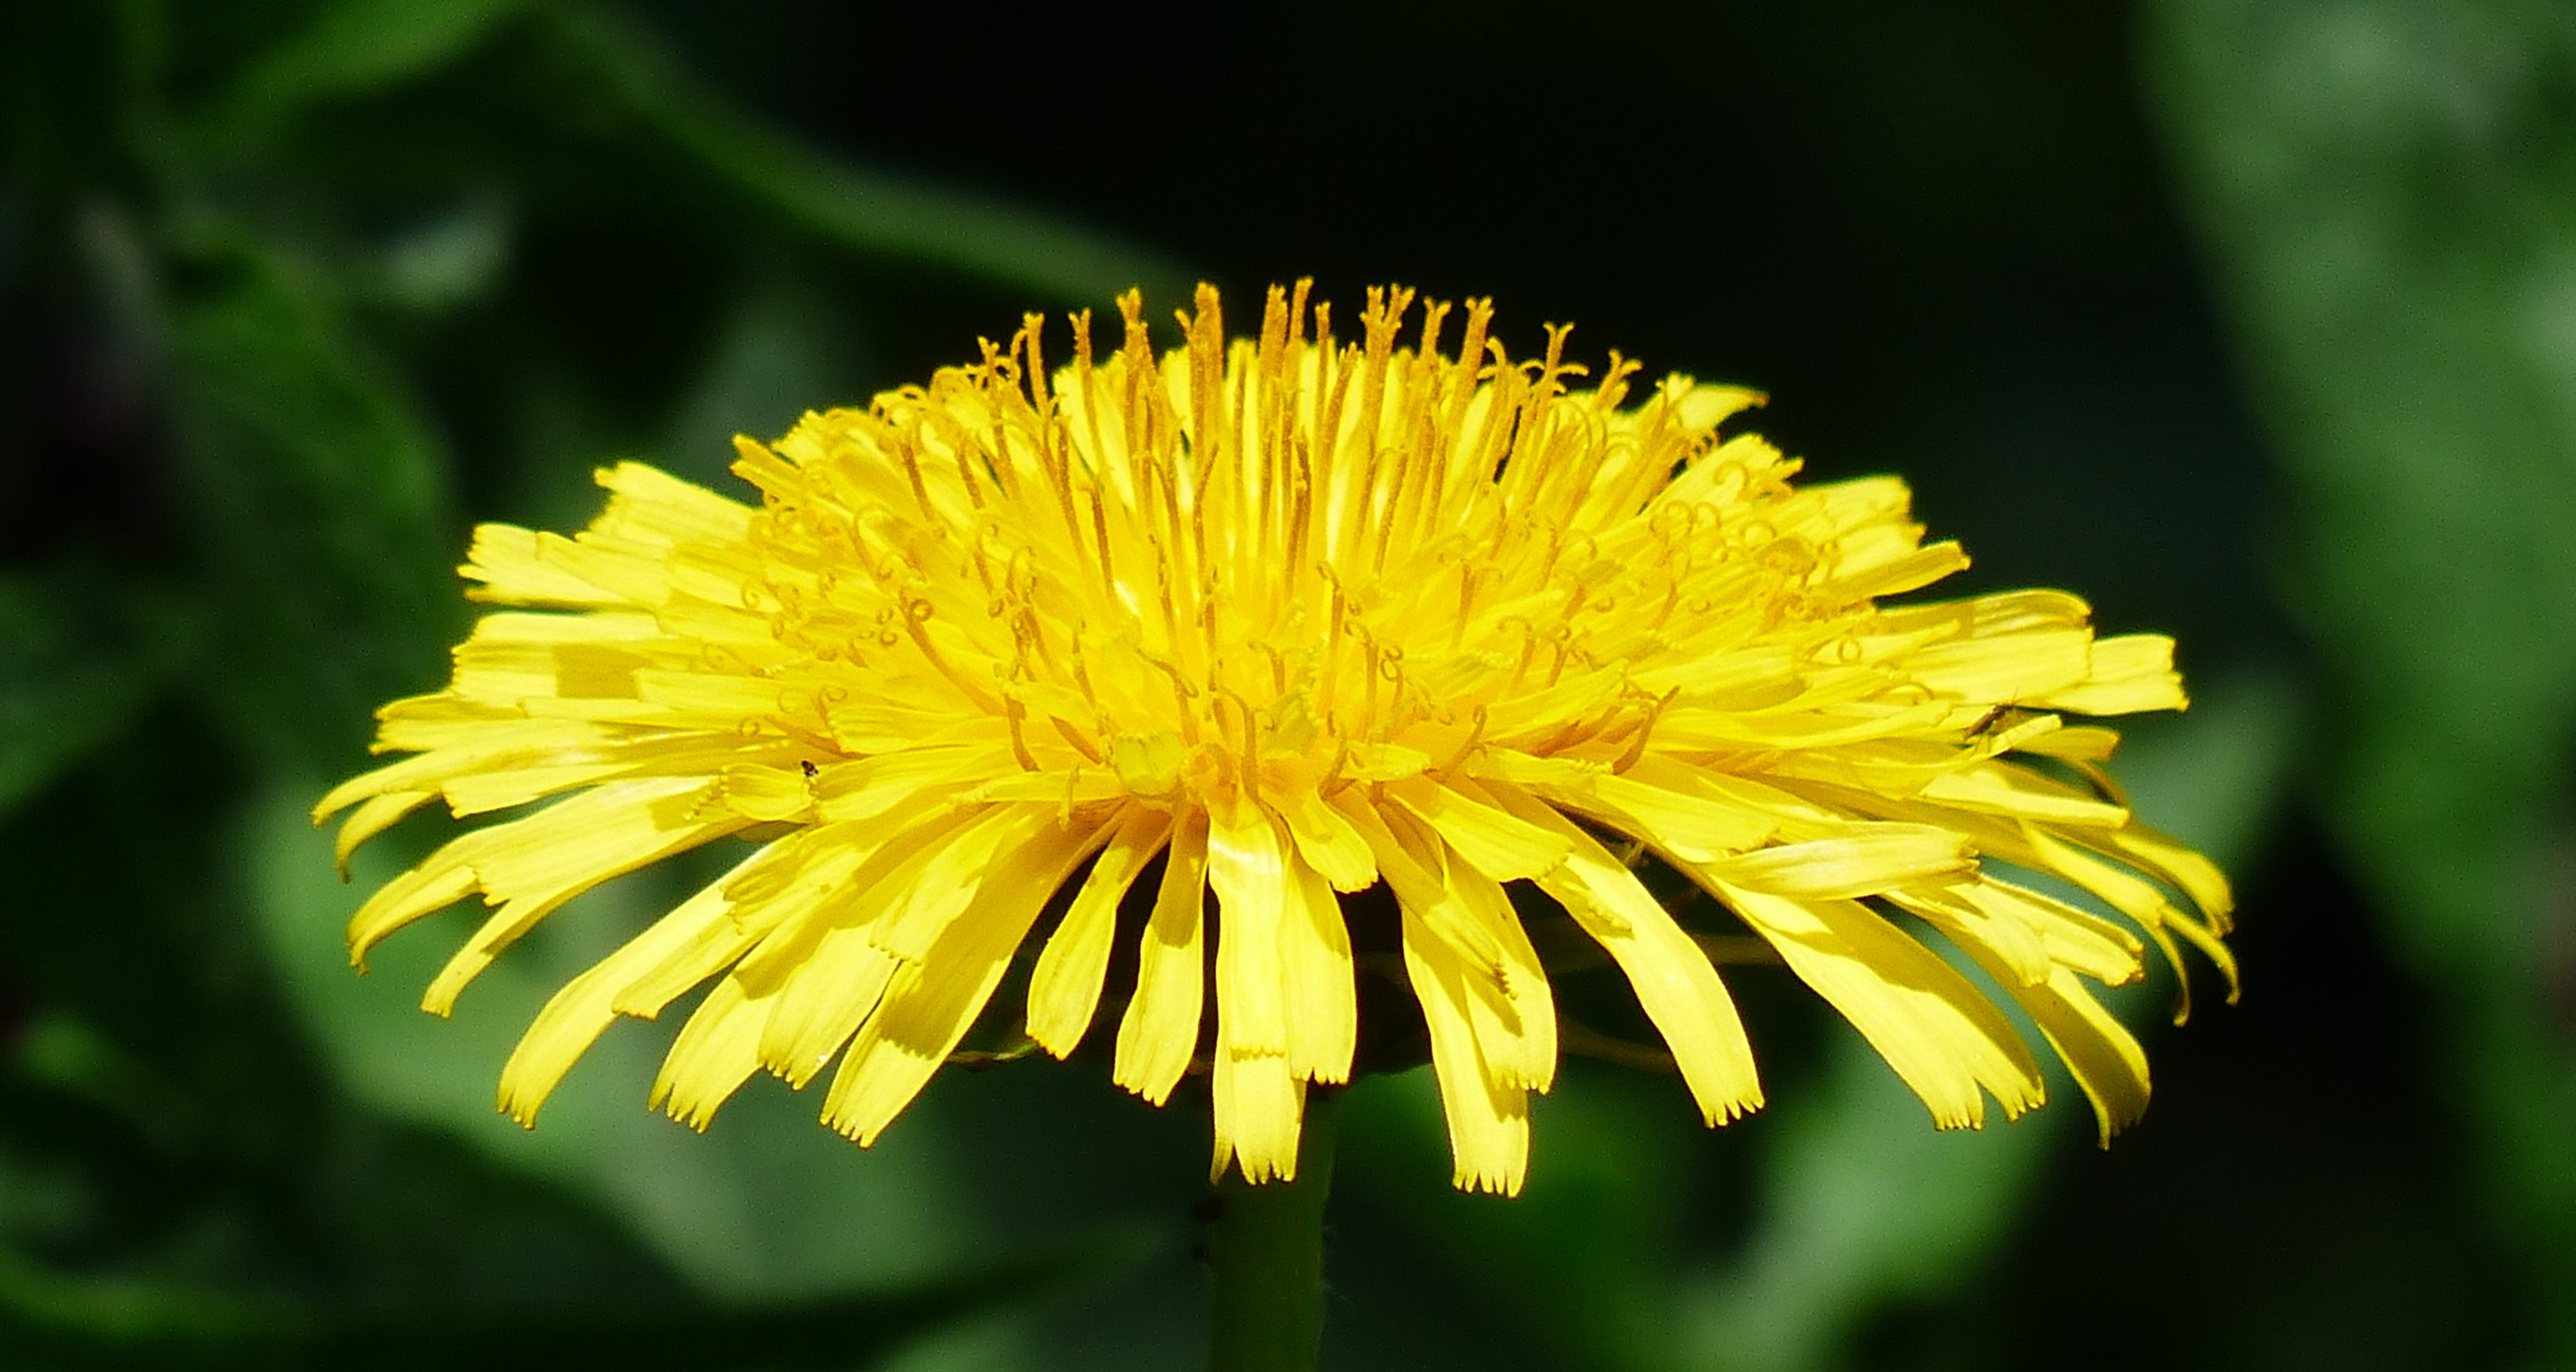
left=1208, top=1090, right=1338, bottom=1372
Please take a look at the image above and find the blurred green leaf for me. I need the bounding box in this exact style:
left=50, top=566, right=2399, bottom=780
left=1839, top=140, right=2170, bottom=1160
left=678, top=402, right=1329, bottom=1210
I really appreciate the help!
left=0, top=1237, right=1109, bottom=1372
left=363, top=195, right=512, bottom=316
left=0, top=1247, right=289, bottom=1371
left=2145, top=0, right=2576, bottom=1353
left=490, top=261, right=871, bottom=535
left=0, top=0, right=157, bottom=195
left=1336, top=1067, right=1690, bottom=1372
left=2102, top=667, right=2309, bottom=868
left=530, top=5, right=1195, bottom=308
left=196, top=0, right=532, bottom=151
left=0, top=575, right=196, bottom=817
left=0, top=707, right=677, bottom=1343
left=180, top=0, right=1191, bottom=309
left=649, top=270, right=869, bottom=490
left=165, top=239, right=457, bottom=766
left=1680, top=1035, right=2052, bottom=1372
left=0, top=715, right=324, bottom=1172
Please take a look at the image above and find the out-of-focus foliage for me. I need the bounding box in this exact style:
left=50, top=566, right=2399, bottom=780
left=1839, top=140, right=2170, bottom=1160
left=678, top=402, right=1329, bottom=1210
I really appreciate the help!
left=1, top=1, right=1191, bottom=1367
left=0, top=0, right=2566, bottom=1367
left=2148, top=0, right=2576, bottom=1361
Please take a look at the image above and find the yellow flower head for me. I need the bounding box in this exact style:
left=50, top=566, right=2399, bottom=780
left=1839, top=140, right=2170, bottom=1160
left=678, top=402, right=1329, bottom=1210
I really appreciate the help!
left=319, top=282, right=2235, bottom=1196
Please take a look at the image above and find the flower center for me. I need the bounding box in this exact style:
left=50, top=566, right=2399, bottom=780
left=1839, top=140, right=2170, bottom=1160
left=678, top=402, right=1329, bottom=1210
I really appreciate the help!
left=743, top=281, right=1781, bottom=817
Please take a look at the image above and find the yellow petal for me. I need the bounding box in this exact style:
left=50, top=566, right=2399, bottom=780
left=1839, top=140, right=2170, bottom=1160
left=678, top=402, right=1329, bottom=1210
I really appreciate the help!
left=826, top=701, right=1007, bottom=754
left=821, top=815, right=1108, bottom=1144
left=1942, top=928, right=2152, bottom=1147
left=2023, top=826, right=2239, bottom=1013
left=1282, top=786, right=1376, bottom=892
left=718, top=763, right=816, bottom=824
left=1917, top=762, right=2129, bottom=827
left=440, top=761, right=647, bottom=819
left=1378, top=804, right=1555, bottom=1094
left=619, top=823, right=876, bottom=1016
left=1824, top=540, right=1971, bottom=601
left=1278, top=852, right=1356, bottom=1084
left=1710, top=880, right=2045, bottom=1129
left=1400, top=900, right=1530, bottom=1197
left=1479, top=779, right=1763, bottom=1125
left=468, top=526, right=670, bottom=608
left=345, top=848, right=482, bottom=969
left=1535, top=758, right=1775, bottom=863
left=726, top=807, right=980, bottom=993
left=650, top=976, right=767, bottom=1130
left=495, top=844, right=774, bottom=1125
left=1887, top=589, right=2094, bottom=638
left=2019, top=966, right=2150, bottom=1146
left=1882, top=882, right=2055, bottom=988
left=2035, top=634, right=2185, bottom=716
left=1332, top=794, right=1506, bottom=977
left=466, top=607, right=667, bottom=646
left=1667, top=378, right=1765, bottom=432
left=626, top=669, right=800, bottom=725
left=1385, top=776, right=1571, bottom=882
left=1208, top=804, right=1291, bottom=1057
left=2015, top=725, right=2121, bottom=762
left=419, top=778, right=743, bottom=1016
left=755, top=923, right=901, bottom=1089
left=314, top=716, right=601, bottom=818
left=1944, top=876, right=2145, bottom=987
left=592, top=459, right=756, bottom=544
left=458, top=524, right=629, bottom=607
left=1904, top=629, right=2091, bottom=702
left=1027, top=806, right=1168, bottom=1058
left=1211, top=1030, right=1305, bottom=1185
left=463, top=777, right=723, bottom=907
left=1113, top=809, right=1211, bottom=1105
left=869, top=805, right=1052, bottom=963
left=1653, top=701, right=1953, bottom=752
left=1698, top=824, right=1971, bottom=901
left=2097, top=821, right=2234, bottom=932
left=967, top=768, right=1128, bottom=805
left=330, top=790, right=433, bottom=875
left=811, top=745, right=1009, bottom=823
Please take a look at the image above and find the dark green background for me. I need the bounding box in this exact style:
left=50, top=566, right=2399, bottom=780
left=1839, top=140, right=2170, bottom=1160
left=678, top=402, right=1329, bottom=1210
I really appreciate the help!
left=5, top=1, right=2573, bottom=1367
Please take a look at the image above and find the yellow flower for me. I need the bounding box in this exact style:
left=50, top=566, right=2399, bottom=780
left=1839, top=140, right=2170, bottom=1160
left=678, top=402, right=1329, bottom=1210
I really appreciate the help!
left=318, top=282, right=2234, bottom=1197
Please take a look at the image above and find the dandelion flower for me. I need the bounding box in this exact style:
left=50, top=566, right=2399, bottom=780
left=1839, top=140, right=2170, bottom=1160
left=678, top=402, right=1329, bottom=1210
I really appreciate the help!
left=318, top=282, right=2235, bottom=1196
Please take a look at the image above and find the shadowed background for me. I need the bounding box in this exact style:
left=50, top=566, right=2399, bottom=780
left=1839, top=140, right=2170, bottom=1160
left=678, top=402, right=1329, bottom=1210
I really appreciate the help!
left=4, top=1, right=2573, bottom=1368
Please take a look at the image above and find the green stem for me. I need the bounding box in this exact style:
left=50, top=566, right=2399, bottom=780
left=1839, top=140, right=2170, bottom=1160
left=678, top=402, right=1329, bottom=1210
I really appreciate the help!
left=1206, top=1090, right=1338, bottom=1372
